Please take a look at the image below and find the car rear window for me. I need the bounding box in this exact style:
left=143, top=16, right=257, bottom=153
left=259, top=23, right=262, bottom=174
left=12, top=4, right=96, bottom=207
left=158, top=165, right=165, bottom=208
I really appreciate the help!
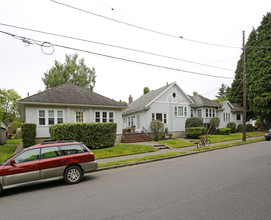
left=60, top=144, right=88, bottom=155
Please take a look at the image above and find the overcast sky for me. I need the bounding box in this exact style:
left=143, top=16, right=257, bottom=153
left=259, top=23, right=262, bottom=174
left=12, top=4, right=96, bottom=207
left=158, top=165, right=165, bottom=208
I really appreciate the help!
left=0, top=0, right=270, bottom=103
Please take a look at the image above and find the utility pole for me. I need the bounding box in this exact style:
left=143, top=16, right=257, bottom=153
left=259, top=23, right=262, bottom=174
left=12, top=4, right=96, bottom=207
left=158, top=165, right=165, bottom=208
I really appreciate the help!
left=242, top=31, right=247, bottom=141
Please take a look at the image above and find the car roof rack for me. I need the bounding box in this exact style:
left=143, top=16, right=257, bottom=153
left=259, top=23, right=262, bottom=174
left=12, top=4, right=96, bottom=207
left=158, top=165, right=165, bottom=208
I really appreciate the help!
left=41, top=140, right=77, bottom=145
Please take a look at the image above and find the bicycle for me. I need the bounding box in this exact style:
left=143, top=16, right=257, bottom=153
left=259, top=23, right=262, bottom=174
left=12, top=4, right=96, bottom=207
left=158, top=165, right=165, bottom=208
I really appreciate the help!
left=197, top=136, right=211, bottom=148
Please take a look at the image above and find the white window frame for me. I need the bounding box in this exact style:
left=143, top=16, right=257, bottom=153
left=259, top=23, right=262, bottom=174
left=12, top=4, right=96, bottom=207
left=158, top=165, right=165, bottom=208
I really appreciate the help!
left=95, top=111, right=115, bottom=123
left=38, top=110, right=46, bottom=126
left=152, top=113, right=168, bottom=124
left=174, top=106, right=187, bottom=117
left=38, top=109, right=64, bottom=126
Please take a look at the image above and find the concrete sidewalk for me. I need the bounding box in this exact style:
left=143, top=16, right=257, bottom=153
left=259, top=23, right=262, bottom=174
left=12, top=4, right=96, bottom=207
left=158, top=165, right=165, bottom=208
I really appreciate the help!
left=96, top=136, right=265, bottom=164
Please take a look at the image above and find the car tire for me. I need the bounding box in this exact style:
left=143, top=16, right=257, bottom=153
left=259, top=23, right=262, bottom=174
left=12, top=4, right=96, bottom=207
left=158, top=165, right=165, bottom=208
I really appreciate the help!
left=64, top=166, right=83, bottom=184
left=0, top=184, right=3, bottom=194
left=265, top=137, right=270, bottom=141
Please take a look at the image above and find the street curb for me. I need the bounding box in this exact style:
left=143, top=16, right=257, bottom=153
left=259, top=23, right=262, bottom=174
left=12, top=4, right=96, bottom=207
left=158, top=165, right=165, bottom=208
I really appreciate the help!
left=93, top=139, right=265, bottom=172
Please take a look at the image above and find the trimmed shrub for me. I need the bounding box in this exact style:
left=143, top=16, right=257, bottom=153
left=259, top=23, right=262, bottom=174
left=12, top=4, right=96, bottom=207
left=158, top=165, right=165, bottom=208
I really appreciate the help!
left=227, top=122, right=236, bottom=133
left=218, top=128, right=231, bottom=135
left=185, top=117, right=203, bottom=128
left=246, top=124, right=253, bottom=132
left=210, top=117, right=220, bottom=128
left=49, top=122, right=117, bottom=149
left=150, top=120, right=164, bottom=141
left=185, top=127, right=206, bottom=138
left=22, top=123, right=37, bottom=147
left=237, top=124, right=243, bottom=132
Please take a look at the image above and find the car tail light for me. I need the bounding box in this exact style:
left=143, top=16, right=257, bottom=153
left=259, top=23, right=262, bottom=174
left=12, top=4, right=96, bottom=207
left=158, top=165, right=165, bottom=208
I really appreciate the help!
left=89, top=152, right=95, bottom=161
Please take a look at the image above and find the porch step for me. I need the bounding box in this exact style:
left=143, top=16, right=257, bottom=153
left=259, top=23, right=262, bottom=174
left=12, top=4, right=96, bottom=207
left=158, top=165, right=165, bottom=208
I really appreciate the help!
left=122, top=133, right=152, bottom=143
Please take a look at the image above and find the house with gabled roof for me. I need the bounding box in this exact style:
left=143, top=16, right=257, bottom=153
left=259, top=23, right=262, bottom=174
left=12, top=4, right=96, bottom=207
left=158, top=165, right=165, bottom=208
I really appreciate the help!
left=123, top=82, right=194, bottom=138
left=188, top=95, right=244, bottom=128
left=123, top=82, right=244, bottom=138
left=17, top=83, right=126, bottom=141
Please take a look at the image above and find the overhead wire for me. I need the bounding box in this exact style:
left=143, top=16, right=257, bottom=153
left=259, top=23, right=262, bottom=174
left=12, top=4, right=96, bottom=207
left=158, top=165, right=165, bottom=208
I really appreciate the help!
left=0, top=22, right=234, bottom=72
left=49, top=0, right=241, bottom=49
left=0, top=30, right=234, bottom=80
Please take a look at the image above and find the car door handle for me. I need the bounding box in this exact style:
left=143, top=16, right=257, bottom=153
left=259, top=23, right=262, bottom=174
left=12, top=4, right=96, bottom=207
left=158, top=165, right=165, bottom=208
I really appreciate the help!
left=31, top=165, right=38, bottom=168
left=61, top=159, right=67, bottom=163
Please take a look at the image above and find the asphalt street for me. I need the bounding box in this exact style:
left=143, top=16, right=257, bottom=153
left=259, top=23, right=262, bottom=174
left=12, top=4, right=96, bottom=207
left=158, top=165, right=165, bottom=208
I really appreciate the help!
left=1, top=141, right=271, bottom=220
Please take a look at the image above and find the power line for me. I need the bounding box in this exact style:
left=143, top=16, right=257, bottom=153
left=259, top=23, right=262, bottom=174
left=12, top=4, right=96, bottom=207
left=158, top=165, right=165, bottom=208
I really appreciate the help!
left=0, top=30, right=234, bottom=80
left=49, top=0, right=240, bottom=49
left=0, top=22, right=234, bottom=72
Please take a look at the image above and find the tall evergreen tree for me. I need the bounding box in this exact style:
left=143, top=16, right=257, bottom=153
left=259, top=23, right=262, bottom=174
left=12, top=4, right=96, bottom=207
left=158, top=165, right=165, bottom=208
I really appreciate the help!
left=228, top=12, right=271, bottom=128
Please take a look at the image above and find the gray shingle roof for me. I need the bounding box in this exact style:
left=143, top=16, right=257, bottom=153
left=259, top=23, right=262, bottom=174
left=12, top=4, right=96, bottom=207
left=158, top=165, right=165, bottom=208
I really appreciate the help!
left=18, top=83, right=125, bottom=108
left=123, top=83, right=174, bottom=115
left=188, top=95, right=220, bottom=108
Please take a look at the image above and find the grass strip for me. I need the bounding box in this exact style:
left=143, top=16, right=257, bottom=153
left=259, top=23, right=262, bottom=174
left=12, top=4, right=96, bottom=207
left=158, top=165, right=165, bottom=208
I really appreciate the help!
left=191, top=137, right=265, bottom=151
left=92, top=144, right=157, bottom=159
left=157, top=139, right=195, bottom=148
left=98, top=152, right=186, bottom=168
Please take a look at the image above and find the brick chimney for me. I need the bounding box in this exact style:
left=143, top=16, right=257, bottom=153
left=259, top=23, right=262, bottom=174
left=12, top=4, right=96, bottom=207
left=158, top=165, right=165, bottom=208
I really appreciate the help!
left=129, top=95, right=133, bottom=104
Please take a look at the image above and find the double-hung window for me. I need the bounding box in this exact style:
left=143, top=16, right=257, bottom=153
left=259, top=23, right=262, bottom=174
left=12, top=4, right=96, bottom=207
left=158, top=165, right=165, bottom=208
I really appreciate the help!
left=95, top=111, right=114, bottom=123
left=57, top=111, right=63, bottom=124
left=39, top=110, right=46, bottom=125
left=174, top=106, right=187, bottom=117
left=48, top=110, right=55, bottom=125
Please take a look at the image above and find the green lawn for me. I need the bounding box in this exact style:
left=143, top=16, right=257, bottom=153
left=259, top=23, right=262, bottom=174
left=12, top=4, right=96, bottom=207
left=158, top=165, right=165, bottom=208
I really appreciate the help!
left=92, top=144, right=157, bottom=159
left=157, top=139, right=195, bottom=148
left=0, top=139, right=21, bottom=163
left=197, top=131, right=264, bottom=143
left=191, top=137, right=265, bottom=151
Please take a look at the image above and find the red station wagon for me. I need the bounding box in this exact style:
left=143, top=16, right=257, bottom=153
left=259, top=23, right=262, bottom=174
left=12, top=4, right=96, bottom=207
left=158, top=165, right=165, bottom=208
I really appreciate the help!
left=0, top=140, right=98, bottom=194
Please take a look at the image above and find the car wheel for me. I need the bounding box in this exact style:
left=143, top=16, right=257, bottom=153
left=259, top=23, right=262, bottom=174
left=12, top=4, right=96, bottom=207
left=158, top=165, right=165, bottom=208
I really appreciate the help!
left=64, top=166, right=83, bottom=184
left=265, top=137, right=270, bottom=141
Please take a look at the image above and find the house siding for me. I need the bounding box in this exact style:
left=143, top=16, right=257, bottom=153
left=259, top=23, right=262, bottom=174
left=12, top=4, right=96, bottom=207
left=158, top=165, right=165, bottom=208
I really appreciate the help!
left=26, top=105, right=123, bottom=138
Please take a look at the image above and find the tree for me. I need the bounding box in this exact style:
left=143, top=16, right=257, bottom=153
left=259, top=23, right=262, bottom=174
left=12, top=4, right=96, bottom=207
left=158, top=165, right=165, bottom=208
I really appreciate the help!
left=143, top=87, right=150, bottom=95
left=193, top=91, right=198, bottom=96
left=227, top=12, right=271, bottom=129
left=0, top=89, right=21, bottom=122
left=42, top=54, right=96, bottom=90
left=215, top=83, right=229, bottom=102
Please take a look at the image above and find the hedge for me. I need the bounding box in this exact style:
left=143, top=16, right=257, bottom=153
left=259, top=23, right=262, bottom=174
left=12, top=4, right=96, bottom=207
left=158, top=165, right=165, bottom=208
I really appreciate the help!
left=185, top=117, right=203, bottom=128
left=49, top=123, right=117, bottom=149
left=227, top=122, right=236, bottom=133
left=22, top=123, right=37, bottom=148
left=185, top=127, right=206, bottom=138
left=218, top=128, right=231, bottom=135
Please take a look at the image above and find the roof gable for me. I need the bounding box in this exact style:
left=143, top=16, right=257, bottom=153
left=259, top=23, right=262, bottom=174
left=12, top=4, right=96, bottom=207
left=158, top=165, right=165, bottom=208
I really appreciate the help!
left=18, top=83, right=125, bottom=108
left=123, top=82, right=192, bottom=115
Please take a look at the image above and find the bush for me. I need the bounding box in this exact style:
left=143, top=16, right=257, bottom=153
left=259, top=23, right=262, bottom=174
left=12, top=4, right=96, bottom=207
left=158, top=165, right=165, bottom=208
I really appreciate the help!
left=185, top=117, right=203, bottom=128
left=237, top=124, right=243, bottom=132
left=185, top=127, right=206, bottom=138
left=246, top=124, right=253, bottom=132
left=209, top=117, right=220, bottom=128
left=218, top=128, right=231, bottom=135
left=22, top=123, right=37, bottom=147
left=150, top=120, right=164, bottom=141
left=50, top=122, right=117, bottom=149
left=227, top=122, right=236, bottom=133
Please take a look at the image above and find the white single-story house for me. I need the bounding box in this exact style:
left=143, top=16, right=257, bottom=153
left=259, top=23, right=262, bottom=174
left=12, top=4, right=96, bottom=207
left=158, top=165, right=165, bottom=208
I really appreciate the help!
left=122, top=82, right=244, bottom=138
left=17, top=83, right=126, bottom=142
